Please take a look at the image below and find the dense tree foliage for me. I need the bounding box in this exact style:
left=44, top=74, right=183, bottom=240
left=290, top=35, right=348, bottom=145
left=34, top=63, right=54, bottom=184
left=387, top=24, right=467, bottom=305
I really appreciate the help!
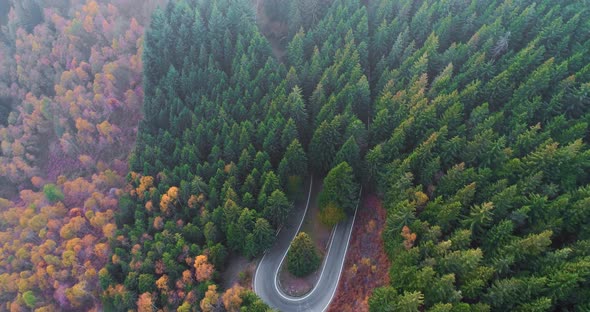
left=0, top=0, right=164, bottom=310
left=105, top=0, right=375, bottom=307
left=113, top=0, right=590, bottom=309
left=319, top=161, right=360, bottom=226
left=363, top=0, right=590, bottom=311
left=103, top=0, right=300, bottom=310
left=2, top=0, right=589, bottom=310
left=287, top=232, right=321, bottom=277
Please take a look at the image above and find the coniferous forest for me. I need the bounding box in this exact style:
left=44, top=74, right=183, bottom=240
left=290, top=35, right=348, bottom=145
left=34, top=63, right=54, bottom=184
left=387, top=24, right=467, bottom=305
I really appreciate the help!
left=1, top=0, right=590, bottom=311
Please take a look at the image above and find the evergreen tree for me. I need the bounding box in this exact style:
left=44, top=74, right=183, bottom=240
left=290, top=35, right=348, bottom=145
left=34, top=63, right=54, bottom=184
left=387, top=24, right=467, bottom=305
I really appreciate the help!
left=245, top=218, right=275, bottom=258
left=278, top=139, right=308, bottom=184
left=319, top=162, right=360, bottom=217
left=333, top=136, right=361, bottom=176
left=263, top=189, right=293, bottom=228
left=287, top=28, right=305, bottom=70
left=287, top=232, right=321, bottom=277
left=94, top=0, right=590, bottom=310
left=310, top=120, right=340, bottom=174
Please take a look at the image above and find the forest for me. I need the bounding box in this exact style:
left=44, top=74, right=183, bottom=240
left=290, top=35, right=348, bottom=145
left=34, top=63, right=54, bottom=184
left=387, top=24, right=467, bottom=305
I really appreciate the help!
left=1, top=0, right=589, bottom=311
left=0, top=0, right=164, bottom=311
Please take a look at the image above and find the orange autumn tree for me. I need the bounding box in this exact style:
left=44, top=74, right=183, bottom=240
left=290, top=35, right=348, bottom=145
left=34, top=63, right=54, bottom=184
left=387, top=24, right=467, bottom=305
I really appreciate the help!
left=194, top=255, right=214, bottom=282
left=181, top=270, right=193, bottom=285
left=401, top=226, right=417, bottom=250
left=137, top=292, right=154, bottom=312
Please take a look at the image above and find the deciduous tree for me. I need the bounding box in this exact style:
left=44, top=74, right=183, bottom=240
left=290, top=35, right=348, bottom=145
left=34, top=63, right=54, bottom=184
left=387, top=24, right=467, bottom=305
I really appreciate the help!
left=194, top=255, right=214, bottom=282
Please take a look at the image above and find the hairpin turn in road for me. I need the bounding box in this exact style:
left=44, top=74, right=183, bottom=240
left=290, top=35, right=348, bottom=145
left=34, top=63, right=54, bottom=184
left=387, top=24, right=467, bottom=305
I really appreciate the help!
left=253, top=176, right=359, bottom=312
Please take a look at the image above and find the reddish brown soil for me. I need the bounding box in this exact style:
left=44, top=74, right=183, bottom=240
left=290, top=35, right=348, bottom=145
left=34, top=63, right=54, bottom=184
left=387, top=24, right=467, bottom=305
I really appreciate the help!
left=327, top=194, right=390, bottom=312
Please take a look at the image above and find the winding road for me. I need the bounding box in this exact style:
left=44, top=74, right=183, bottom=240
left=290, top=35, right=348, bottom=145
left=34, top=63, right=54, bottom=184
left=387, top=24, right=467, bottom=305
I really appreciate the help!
left=253, top=176, right=359, bottom=312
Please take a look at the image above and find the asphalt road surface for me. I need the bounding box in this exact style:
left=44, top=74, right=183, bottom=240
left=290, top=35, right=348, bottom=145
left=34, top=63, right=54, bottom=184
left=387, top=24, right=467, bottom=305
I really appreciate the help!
left=253, top=176, right=358, bottom=312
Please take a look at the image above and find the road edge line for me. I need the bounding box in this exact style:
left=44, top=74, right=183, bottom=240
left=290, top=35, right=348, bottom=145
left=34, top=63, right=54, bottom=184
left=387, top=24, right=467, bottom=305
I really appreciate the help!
left=273, top=175, right=315, bottom=300
left=253, top=175, right=313, bottom=296
left=320, top=186, right=362, bottom=312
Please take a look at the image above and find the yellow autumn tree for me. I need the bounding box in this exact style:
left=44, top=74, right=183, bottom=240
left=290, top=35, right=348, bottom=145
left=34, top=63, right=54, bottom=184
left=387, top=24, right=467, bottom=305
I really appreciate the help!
left=319, top=202, right=346, bottom=227
left=222, top=284, right=245, bottom=312
left=102, top=223, right=116, bottom=239
left=200, top=285, right=219, bottom=312
left=160, top=186, right=179, bottom=215
left=135, top=176, right=154, bottom=200
left=155, top=275, right=169, bottom=294
left=65, top=281, right=91, bottom=308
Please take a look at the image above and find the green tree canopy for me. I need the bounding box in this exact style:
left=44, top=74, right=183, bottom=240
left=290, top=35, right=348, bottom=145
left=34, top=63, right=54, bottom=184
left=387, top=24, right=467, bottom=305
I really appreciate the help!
left=319, top=161, right=360, bottom=217
left=287, top=232, right=321, bottom=277
left=263, top=189, right=293, bottom=228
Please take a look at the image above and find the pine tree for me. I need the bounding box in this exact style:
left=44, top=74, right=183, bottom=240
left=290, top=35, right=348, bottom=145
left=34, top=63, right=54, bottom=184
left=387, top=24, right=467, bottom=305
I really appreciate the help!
left=287, top=28, right=305, bottom=70
left=245, top=218, right=275, bottom=258
left=310, top=120, right=340, bottom=174
left=263, top=189, right=293, bottom=228
left=319, top=162, right=359, bottom=217
left=287, top=232, right=321, bottom=277
left=333, top=136, right=361, bottom=176
left=278, top=139, right=308, bottom=183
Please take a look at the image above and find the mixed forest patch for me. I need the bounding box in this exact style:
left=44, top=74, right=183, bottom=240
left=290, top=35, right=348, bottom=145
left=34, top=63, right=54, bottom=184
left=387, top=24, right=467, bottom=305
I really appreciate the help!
left=103, top=0, right=369, bottom=310
left=1, top=0, right=590, bottom=311
left=0, top=0, right=165, bottom=310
